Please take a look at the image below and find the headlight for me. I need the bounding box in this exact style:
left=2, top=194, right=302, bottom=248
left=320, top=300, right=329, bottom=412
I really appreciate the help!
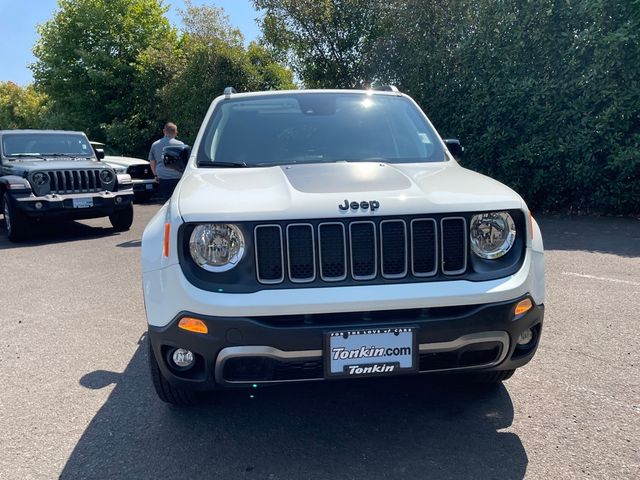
left=32, top=172, right=50, bottom=186
left=99, top=169, right=114, bottom=183
left=470, top=212, right=516, bottom=259
left=189, top=223, right=245, bottom=272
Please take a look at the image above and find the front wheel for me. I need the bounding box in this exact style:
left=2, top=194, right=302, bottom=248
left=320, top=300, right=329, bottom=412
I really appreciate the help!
left=2, top=193, right=30, bottom=242
left=148, top=342, right=197, bottom=406
left=108, top=204, right=133, bottom=231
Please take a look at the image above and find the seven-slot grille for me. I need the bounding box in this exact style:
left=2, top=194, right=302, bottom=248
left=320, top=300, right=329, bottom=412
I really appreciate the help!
left=43, top=169, right=105, bottom=194
left=254, top=217, right=467, bottom=285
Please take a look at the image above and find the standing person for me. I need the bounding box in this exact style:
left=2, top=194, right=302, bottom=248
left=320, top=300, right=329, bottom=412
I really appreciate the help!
left=148, top=122, right=184, bottom=200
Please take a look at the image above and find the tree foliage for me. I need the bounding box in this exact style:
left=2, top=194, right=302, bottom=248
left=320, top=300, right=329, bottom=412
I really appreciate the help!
left=254, top=0, right=388, bottom=87
left=30, top=0, right=294, bottom=157
left=138, top=1, right=295, bottom=147
left=257, top=0, right=640, bottom=214
left=0, top=82, right=48, bottom=130
left=32, top=0, right=175, bottom=147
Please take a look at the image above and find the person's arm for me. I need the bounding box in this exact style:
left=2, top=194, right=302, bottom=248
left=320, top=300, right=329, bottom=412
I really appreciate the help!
left=148, top=146, right=159, bottom=181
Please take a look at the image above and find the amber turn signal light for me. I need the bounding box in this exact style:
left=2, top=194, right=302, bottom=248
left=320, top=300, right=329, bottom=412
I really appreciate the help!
left=178, top=317, right=208, bottom=334
left=514, top=298, right=533, bottom=316
left=163, top=223, right=171, bottom=257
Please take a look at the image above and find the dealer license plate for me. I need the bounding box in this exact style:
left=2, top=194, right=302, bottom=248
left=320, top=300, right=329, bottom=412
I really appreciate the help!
left=72, top=197, right=93, bottom=209
left=145, top=184, right=153, bottom=190
left=325, top=327, right=417, bottom=378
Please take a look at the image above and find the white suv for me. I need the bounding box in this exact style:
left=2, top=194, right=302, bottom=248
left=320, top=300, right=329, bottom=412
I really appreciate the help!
left=141, top=87, right=545, bottom=405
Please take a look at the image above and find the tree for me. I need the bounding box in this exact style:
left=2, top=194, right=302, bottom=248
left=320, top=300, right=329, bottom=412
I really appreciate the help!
left=253, top=0, right=388, bottom=87
left=255, top=0, right=640, bottom=214
left=31, top=0, right=176, bottom=147
left=139, top=2, right=295, bottom=146
left=0, top=82, right=48, bottom=129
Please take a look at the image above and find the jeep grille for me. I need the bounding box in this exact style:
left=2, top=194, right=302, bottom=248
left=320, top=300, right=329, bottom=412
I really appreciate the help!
left=254, top=216, right=467, bottom=285
left=33, top=169, right=112, bottom=195
left=127, top=164, right=154, bottom=179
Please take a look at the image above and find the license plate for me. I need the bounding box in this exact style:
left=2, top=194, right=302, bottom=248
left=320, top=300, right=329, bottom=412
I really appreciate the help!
left=325, top=327, right=417, bottom=378
left=145, top=184, right=153, bottom=190
left=72, top=197, right=93, bottom=208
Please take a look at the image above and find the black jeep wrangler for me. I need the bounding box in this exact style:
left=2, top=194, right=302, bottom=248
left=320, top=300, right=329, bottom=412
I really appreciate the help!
left=0, top=130, right=134, bottom=241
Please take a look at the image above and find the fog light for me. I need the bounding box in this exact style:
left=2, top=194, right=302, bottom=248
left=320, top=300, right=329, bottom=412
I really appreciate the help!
left=116, top=197, right=122, bottom=204
left=172, top=348, right=194, bottom=368
left=517, top=329, right=534, bottom=346
left=35, top=202, right=43, bottom=209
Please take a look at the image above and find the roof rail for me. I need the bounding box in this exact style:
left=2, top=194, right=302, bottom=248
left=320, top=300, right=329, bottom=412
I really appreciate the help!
left=373, top=85, right=400, bottom=93
left=224, top=86, right=237, bottom=98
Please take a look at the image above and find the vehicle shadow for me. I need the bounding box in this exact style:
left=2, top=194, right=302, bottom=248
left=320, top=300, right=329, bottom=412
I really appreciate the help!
left=63, top=335, right=527, bottom=480
left=116, top=239, right=141, bottom=248
left=0, top=217, right=118, bottom=249
left=537, top=214, right=640, bottom=257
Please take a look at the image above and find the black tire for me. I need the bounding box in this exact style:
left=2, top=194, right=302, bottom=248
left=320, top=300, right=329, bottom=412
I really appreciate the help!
left=148, top=342, right=198, bottom=406
left=134, top=191, right=153, bottom=203
left=470, top=369, right=515, bottom=384
left=2, top=193, right=30, bottom=242
left=109, top=204, right=134, bottom=231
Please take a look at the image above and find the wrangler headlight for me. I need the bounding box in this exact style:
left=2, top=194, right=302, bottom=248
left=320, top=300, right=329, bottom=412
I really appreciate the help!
left=470, top=212, right=516, bottom=259
left=189, top=223, right=245, bottom=272
left=32, top=172, right=50, bottom=186
left=99, top=169, right=114, bottom=183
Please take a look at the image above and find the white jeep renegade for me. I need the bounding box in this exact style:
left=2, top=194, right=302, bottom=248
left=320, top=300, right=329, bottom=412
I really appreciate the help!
left=141, top=87, right=545, bottom=405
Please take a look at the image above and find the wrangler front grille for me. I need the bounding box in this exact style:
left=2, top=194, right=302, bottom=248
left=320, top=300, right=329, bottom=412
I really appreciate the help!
left=38, top=169, right=107, bottom=195
left=254, top=216, right=467, bottom=285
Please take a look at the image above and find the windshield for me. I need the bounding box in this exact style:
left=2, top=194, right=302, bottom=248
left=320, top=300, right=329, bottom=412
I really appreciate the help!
left=2, top=133, right=93, bottom=158
left=198, top=93, right=446, bottom=167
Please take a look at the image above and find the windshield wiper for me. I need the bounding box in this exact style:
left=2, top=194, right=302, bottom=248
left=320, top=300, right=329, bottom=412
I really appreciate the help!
left=199, top=161, right=249, bottom=168
left=6, top=153, right=49, bottom=160
left=40, top=153, right=92, bottom=158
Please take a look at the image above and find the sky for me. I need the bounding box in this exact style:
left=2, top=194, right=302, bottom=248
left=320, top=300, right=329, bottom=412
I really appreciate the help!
left=0, top=0, right=261, bottom=86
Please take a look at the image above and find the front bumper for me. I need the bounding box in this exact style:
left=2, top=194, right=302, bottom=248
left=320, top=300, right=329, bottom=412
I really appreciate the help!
left=148, top=297, right=544, bottom=391
left=13, top=190, right=134, bottom=219
left=132, top=178, right=157, bottom=193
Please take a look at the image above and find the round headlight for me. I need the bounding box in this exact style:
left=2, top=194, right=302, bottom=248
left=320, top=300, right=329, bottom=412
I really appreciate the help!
left=99, top=169, right=114, bottom=183
left=189, top=223, right=245, bottom=272
left=470, top=212, right=516, bottom=259
left=32, top=172, right=49, bottom=186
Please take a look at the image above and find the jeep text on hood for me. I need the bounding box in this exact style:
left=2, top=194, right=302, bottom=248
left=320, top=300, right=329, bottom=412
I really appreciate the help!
left=141, top=88, right=545, bottom=406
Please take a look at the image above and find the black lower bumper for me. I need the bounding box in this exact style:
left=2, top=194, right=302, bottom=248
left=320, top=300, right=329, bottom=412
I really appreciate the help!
left=132, top=180, right=157, bottom=194
left=148, top=295, right=544, bottom=391
left=13, top=190, right=133, bottom=220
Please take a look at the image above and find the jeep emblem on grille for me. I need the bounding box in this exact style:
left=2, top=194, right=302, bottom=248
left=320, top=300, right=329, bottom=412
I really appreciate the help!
left=339, top=199, right=380, bottom=212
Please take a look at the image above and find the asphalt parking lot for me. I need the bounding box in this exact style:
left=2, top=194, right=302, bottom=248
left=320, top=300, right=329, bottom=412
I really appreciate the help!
left=0, top=205, right=638, bottom=479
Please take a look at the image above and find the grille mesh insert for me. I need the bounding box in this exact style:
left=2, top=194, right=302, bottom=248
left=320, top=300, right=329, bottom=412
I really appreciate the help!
left=287, top=224, right=315, bottom=282
left=411, top=219, right=437, bottom=275
left=255, top=226, right=283, bottom=282
left=319, top=223, right=346, bottom=280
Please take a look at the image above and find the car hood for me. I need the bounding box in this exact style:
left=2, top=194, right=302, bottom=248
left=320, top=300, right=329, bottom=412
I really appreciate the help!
left=4, top=158, right=111, bottom=173
left=103, top=155, right=149, bottom=167
left=177, top=162, right=525, bottom=222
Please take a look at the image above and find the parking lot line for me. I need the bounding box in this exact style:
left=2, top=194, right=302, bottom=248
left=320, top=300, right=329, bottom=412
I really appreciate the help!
left=561, top=271, right=640, bottom=287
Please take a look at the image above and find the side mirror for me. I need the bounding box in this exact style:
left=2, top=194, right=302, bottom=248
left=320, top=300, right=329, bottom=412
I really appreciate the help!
left=444, top=139, right=464, bottom=162
left=94, top=148, right=105, bottom=160
left=163, top=145, right=191, bottom=173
